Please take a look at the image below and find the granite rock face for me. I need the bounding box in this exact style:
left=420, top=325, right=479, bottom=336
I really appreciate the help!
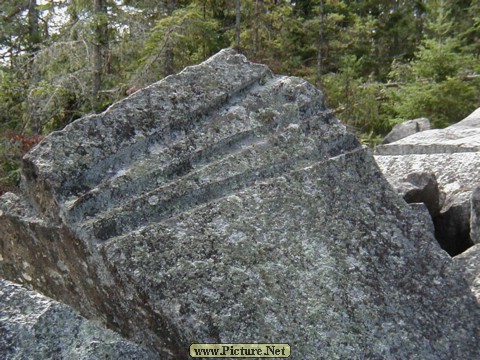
left=1, top=49, right=479, bottom=359
left=454, top=244, right=480, bottom=303
left=0, top=278, right=156, bottom=359
left=376, top=108, right=480, bottom=256
left=381, top=117, right=431, bottom=144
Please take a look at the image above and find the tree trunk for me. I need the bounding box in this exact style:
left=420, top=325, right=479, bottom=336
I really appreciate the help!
left=163, top=0, right=176, bottom=76
left=92, top=0, right=108, bottom=110
left=235, top=0, right=241, bottom=51
left=27, top=0, right=40, bottom=53
left=316, top=0, right=325, bottom=87
left=253, top=0, right=259, bottom=56
left=27, top=0, right=41, bottom=134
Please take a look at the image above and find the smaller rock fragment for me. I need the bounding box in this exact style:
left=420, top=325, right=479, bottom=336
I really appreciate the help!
left=382, top=117, right=430, bottom=144
left=0, top=278, right=157, bottom=360
left=396, top=171, right=442, bottom=217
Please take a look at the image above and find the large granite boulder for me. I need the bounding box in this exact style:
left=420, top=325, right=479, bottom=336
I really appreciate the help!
left=0, top=278, right=157, bottom=359
left=1, top=49, right=479, bottom=359
left=375, top=108, right=480, bottom=256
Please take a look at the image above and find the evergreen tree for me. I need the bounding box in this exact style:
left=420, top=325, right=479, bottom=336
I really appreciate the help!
left=137, top=2, right=221, bottom=86
left=92, top=0, right=109, bottom=108
left=391, top=0, right=480, bottom=127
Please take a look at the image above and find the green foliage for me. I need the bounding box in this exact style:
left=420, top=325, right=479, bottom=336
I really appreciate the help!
left=138, top=3, right=221, bottom=85
left=322, top=56, right=395, bottom=141
left=413, top=38, right=474, bottom=82
left=392, top=77, right=479, bottom=128
left=231, top=1, right=296, bottom=67
left=28, top=39, right=96, bottom=132
left=388, top=0, right=480, bottom=128
left=0, top=133, right=42, bottom=195
left=0, top=68, right=28, bottom=132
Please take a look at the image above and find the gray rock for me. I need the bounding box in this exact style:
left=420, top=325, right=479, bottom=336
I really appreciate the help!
left=471, top=186, right=480, bottom=245
left=454, top=244, right=480, bottom=303
left=381, top=117, right=430, bottom=144
left=408, top=202, right=437, bottom=235
left=376, top=109, right=480, bottom=156
left=375, top=152, right=480, bottom=255
left=450, top=107, right=480, bottom=129
left=0, top=278, right=157, bottom=359
left=386, top=171, right=442, bottom=217
left=375, top=109, right=480, bottom=256
left=1, top=49, right=479, bottom=359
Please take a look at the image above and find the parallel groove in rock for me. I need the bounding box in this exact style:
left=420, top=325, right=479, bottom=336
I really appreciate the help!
left=63, top=74, right=325, bottom=224
left=60, top=71, right=343, bottom=244
left=65, top=129, right=261, bottom=221
left=100, top=145, right=369, bottom=249
left=74, top=120, right=356, bottom=241
left=73, top=76, right=271, bottom=196
left=23, top=51, right=274, bottom=220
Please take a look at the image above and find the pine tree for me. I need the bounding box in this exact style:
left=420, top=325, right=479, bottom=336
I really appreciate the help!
left=92, top=0, right=109, bottom=109
left=137, top=2, right=221, bottom=86
left=391, top=0, right=480, bottom=127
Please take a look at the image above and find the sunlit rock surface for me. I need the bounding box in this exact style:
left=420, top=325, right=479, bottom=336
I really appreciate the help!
left=1, top=49, right=479, bottom=359
left=381, top=117, right=431, bottom=144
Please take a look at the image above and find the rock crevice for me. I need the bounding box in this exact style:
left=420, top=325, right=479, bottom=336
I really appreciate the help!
left=376, top=109, right=480, bottom=256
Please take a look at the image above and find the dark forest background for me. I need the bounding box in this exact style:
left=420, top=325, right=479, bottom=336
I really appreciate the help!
left=1, top=0, right=479, bottom=193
